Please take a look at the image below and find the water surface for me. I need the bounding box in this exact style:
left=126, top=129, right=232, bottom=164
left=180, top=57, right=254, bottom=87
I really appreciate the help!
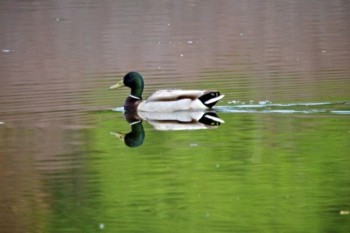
left=0, top=1, right=349, bottom=232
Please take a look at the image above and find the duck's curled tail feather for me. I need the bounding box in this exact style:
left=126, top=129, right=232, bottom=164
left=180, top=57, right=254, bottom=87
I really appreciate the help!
left=198, top=92, right=225, bottom=108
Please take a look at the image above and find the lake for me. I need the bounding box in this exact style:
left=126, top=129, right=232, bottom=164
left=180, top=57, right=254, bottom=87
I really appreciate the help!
left=0, top=0, right=349, bottom=232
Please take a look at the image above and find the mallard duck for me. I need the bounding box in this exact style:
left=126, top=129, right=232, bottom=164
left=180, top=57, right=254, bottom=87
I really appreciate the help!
left=111, top=111, right=224, bottom=147
left=109, top=72, right=225, bottom=112
left=137, top=111, right=224, bottom=130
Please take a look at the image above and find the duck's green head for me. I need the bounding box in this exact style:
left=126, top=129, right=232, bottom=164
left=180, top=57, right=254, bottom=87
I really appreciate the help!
left=111, top=121, right=145, bottom=148
left=110, top=72, right=144, bottom=99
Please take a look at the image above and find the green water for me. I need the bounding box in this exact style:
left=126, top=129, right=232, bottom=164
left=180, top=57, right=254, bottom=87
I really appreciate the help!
left=34, top=110, right=349, bottom=233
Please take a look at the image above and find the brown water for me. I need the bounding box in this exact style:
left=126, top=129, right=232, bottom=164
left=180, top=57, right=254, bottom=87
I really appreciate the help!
left=0, top=1, right=350, bottom=233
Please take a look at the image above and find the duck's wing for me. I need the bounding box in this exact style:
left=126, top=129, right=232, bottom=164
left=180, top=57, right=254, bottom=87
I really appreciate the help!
left=139, top=99, right=199, bottom=112
left=146, top=90, right=207, bottom=101
left=141, top=90, right=225, bottom=111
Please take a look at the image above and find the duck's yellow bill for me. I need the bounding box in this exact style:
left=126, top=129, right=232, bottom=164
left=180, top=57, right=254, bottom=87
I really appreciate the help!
left=109, top=80, right=124, bottom=89
left=110, top=132, right=125, bottom=141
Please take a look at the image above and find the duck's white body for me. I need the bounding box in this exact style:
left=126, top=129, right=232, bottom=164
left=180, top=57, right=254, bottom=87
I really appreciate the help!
left=138, top=110, right=224, bottom=130
left=138, top=90, right=225, bottom=112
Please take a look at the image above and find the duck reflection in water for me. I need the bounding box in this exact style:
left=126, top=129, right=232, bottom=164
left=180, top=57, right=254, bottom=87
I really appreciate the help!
left=109, top=71, right=225, bottom=147
left=111, top=110, right=224, bottom=148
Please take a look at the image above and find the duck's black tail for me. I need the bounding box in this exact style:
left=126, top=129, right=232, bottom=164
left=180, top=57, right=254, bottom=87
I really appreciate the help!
left=198, top=91, right=225, bottom=108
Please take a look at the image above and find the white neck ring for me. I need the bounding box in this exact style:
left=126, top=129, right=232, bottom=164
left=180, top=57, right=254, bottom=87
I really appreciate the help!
left=129, top=95, right=141, bottom=100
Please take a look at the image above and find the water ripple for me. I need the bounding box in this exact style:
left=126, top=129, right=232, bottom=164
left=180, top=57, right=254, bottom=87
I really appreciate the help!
left=216, top=101, right=350, bottom=115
